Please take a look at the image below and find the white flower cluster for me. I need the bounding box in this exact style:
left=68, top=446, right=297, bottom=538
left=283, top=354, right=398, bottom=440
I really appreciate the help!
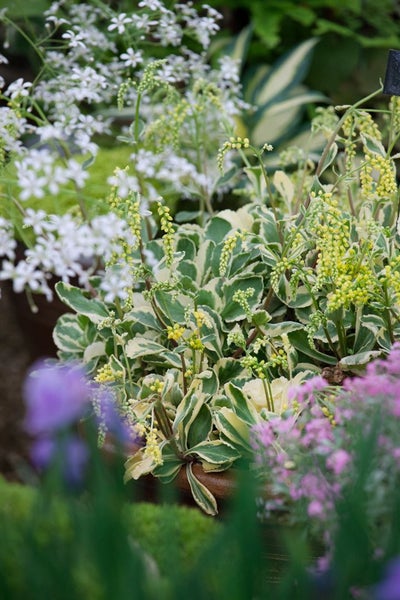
left=0, top=0, right=245, bottom=299
left=0, top=211, right=136, bottom=301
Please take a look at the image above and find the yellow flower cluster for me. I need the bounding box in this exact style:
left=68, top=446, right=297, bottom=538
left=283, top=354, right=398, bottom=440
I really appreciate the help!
left=193, top=310, right=211, bottom=329
left=95, top=363, right=118, bottom=384
left=389, top=96, right=400, bottom=136
left=381, top=257, right=400, bottom=303
left=326, top=262, right=376, bottom=312
left=219, top=231, right=244, bottom=276
left=157, top=202, right=175, bottom=267
left=147, top=98, right=190, bottom=148
left=217, top=136, right=250, bottom=171
left=309, top=192, right=350, bottom=287
left=360, top=151, right=397, bottom=200
left=143, top=428, right=163, bottom=465
left=232, top=287, right=255, bottom=321
left=149, top=379, right=165, bottom=394
left=166, top=323, right=186, bottom=342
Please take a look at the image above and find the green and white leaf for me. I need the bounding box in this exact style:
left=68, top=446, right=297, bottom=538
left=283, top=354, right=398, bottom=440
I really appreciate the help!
left=185, top=463, right=218, bottom=516
left=55, top=282, right=109, bottom=324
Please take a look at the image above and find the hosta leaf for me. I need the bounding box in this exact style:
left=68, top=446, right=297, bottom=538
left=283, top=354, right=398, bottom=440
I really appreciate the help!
left=185, top=463, right=218, bottom=516
left=273, top=170, right=295, bottom=205
left=224, top=382, right=260, bottom=425
left=55, top=282, right=109, bottom=324
left=205, top=216, right=232, bottom=243
left=152, top=444, right=183, bottom=483
left=340, top=350, right=384, bottom=370
left=53, top=313, right=86, bottom=353
left=221, top=275, right=264, bottom=322
left=153, top=290, right=189, bottom=324
left=214, top=358, right=248, bottom=386
left=83, top=341, right=106, bottom=363
left=124, top=307, right=162, bottom=332
left=360, top=133, right=386, bottom=157
left=288, top=330, right=337, bottom=365
left=187, top=440, right=240, bottom=464
left=125, top=337, right=168, bottom=359
left=317, top=141, right=338, bottom=175
left=252, top=38, right=319, bottom=106
left=124, top=451, right=156, bottom=481
left=213, top=407, right=252, bottom=452
left=186, top=404, right=213, bottom=448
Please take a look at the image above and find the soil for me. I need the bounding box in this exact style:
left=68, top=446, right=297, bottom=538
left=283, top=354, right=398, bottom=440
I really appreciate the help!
left=0, top=284, right=33, bottom=481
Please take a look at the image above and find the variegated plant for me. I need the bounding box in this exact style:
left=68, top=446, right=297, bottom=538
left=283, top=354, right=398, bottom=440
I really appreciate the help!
left=53, top=88, right=400, bottom=514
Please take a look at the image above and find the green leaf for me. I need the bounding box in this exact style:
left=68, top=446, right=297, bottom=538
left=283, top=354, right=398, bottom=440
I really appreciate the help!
left=340, top=350, right=384, bottom=370
left=213, top=408, right=252, bottom=452
left=289, top=329, right=337, bottom=365
left=153, top=290, right=188, bottom=324
left=318, top=142, right=338, bottom=175
left=187, top=440, right=240, bottom=464
left=185, top=463, right=218, bottom=516
left=214, top=358, right=248, bottom=386
left=224, top=382, right=259, bottom=425
left=52, top=314, right=86, bottom=353
left=152, top=444, right=183, bottom=483
left=251, top=38, right=319, bottom=106
left=186, top=405, right=213, bottom=448
left=251, top=91, right=326, bottom=146
left=55, top=282, right=109, bottom=324
left=360, top=133, right=386, bottom=157
left=221, top=275, right=264, bottom=322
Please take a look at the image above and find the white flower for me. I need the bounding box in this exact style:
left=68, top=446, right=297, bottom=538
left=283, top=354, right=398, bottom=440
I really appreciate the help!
left=64, top=159, right=89, bottom=188
left=108, top=13, right=133, bottom=34
left=107, top=169, right=139, bottom=198
left=62, top=29, right=86, bottom=49
left=0, top=53, right=9, bottom=64
left=218, top=55, right=240, bottom=84
left=5, top=78, right=32, bottom=100
left=23, top=209, right=49, bottom=235
left=120, top=48, right=143, bottom=68
left=138, top=0, right=165, bottom=11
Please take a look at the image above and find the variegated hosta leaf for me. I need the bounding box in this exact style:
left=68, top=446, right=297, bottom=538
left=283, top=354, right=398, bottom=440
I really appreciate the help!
left=55, top=281, right=109, bottom=324
left=214, top=358, right=248, bottom=386
left=185, top=463, right=218, bottom=516
left=187, top=404, right=213, bottom=448
left=224, top=382, right=260, bottom=425
left=124, top=451, right=157, bottom=481
left=53, top=313, right=87, bottom=353
left=186, top=440, right=241, bottom=464
left=340, top=350, right=384, bottom=371
left=251, top=38, right=319, bottom=106
left=213, top=407, right=252, bottom=453
left=83, top=341, right=106, bottom=363
left=152, top=289, right=190, bottom=324
left=221, top=275, right=264, bottom=323
left=125, top=337, right=182, bottom=368
left=152, top=443, right=183, bottom=483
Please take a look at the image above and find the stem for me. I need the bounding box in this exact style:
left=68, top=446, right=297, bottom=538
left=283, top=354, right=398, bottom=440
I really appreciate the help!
left=383, top=284, right=395, bottom=345
left=180, top=353, right=188, bottom=396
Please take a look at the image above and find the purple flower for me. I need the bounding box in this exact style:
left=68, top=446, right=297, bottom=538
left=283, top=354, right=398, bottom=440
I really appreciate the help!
left=31, top=434, right=88, bottom=486
left=374, top=557, right=400, bottom=600
left=95, top=390, right=137, bottom=448
left=23, top=362, right=92, bottom=436
left=326, top=449, right=351, bottom=476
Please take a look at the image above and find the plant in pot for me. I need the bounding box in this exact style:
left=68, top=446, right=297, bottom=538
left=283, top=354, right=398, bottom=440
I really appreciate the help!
left=50, top=84, right=400, bottom=514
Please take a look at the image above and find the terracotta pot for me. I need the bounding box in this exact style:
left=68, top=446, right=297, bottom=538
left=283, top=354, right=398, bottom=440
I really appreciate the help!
left=175, top=464, right=236, bottom=501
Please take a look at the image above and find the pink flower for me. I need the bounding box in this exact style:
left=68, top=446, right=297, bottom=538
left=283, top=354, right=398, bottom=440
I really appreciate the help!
left=326, top=449, right=351, bottom=475
left=308, top=500, right=325, bottom=518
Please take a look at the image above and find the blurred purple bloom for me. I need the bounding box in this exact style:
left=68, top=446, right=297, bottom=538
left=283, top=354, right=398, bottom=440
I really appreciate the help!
left=96, top=390, right=138, bottom=449
left=374, top=557, right=400, bottom=600
left=24, top=361, right=92, bottom=435
left=31, top=434, right=88, bottom=486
